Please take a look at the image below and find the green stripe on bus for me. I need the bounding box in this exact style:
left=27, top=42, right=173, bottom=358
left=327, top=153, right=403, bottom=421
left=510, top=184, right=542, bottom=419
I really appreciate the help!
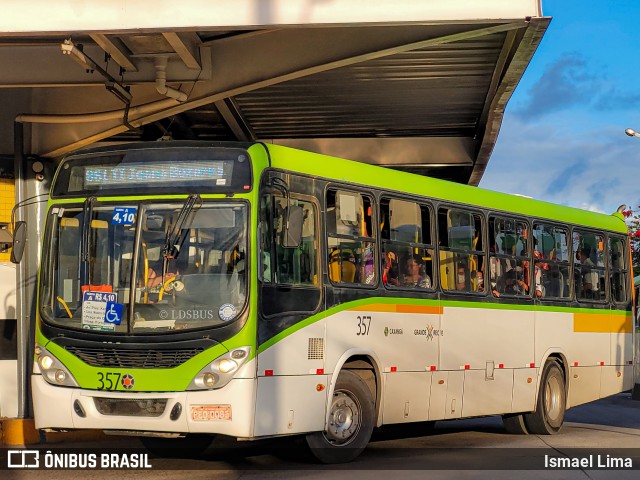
left=257, top=296, right=632, bottom=354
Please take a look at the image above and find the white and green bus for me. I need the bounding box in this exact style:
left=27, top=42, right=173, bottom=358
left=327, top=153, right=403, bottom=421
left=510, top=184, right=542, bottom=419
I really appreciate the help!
left=28, top=142, right=635, bottom=463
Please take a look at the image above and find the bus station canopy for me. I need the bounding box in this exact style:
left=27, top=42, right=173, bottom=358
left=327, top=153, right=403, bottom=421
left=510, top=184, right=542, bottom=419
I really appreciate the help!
left=0, top=0, right=548, bottom=185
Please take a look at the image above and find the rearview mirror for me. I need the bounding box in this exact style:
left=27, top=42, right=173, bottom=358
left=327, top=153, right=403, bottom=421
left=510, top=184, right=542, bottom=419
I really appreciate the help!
left=145, top=215, right=165, bottom=231
left=11, top=221, right=27, bottom=264
left=281, top=206, right=303, bottom=248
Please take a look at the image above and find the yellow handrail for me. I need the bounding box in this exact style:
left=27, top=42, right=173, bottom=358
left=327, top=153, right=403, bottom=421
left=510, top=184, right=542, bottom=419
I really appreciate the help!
left=158, top=277, right=177, bottom=302
left=56, top=296, right=73, bottom=318
left=142, top=242, right=149, bottom=304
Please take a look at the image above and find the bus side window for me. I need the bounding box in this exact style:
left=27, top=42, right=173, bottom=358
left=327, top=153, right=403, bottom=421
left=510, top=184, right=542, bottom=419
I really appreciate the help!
left=533, top=223, right=570, bottom=300
left=489, top=216, right=530, bottom=298
left=609, top=236, right=628, bottom=304
left=326, top=189, right=376, bottom=286
left=380, top=197, right=434, bottom=291
left=261, top=193, right=318, bottom=286
left=438, top=207, right=484, bottom=293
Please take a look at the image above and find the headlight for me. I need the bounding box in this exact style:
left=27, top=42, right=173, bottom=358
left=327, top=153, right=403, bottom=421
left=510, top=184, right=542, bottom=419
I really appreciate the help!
left=217, top=359, right=238, bottom=374
left=188, top=347, right=251, bottom=391
left=39, top=355, right=54, bottom=370
left=55, top=369, right=67, bottom=383
left=34, top=344, right=79, bottom=387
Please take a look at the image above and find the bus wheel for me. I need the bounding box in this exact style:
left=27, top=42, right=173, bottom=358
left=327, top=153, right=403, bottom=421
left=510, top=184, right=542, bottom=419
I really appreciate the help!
left=502, top=414, right=529, bottom=434
left=306, top=370, right=375, bottom=463
left=524, top=361, right=566, bottom=435
left=140, top=434, right=214, bottom=457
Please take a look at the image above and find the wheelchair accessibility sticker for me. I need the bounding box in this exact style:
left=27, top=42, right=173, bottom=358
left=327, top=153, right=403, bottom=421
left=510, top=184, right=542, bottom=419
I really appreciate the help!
left=81, top=291, right=123, bottom=331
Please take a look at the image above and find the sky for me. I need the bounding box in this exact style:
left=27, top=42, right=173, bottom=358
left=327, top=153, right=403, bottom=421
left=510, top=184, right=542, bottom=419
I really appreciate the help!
left=479, top=0, right=640, bottom=215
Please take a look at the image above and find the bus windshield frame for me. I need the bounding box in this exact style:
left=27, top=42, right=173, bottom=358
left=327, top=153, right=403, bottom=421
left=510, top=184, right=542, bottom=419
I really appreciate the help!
left=39, top=199, right=249, bottom=335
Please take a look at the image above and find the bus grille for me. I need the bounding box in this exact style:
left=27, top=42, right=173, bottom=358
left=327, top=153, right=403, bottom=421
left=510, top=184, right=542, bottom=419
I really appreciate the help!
left=64, top=346, right=204, bottom=369
left=94, top=398, right=168, bottom=417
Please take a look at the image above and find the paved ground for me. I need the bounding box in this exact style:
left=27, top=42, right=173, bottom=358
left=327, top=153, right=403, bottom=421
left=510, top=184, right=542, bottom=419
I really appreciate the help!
left=3, top=392, right=640, bottom=479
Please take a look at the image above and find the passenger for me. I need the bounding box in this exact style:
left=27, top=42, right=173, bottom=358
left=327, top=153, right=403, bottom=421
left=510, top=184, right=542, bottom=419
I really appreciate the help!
left=489, top=256, right=503, bottom=297
left=533, top=238, right=547, bottom=298
left=147, top=263, right=177, bottom=289
left=578, top=246, right=599, bottom=295
left=456, top=264, right=469, bottom=291
left=383, top=250, right=399, bottom=286
left=503, top=267, right=528, bottom=295
left=362, top=243, right=375, bottom=285
left=475, top=270, right=485, bottom=292
left=403, top=255, right=431, bottom=289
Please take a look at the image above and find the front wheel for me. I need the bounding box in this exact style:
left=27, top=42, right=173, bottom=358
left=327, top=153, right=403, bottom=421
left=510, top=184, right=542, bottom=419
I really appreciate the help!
left=306, top=370, right=375, bottom=464
left=502, top=413, right=529, bottom=434
left=524, top=361, right=566, bottom=434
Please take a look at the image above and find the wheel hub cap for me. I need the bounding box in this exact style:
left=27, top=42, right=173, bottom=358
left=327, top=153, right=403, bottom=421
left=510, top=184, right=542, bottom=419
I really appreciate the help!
left=325, top=391, right=361, bottom=445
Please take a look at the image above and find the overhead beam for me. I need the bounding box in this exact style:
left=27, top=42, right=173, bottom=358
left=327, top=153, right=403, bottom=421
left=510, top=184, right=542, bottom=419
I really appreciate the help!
left=90, top=34, right=137, bottom=72
left=41, top=21, right=529, bottom=157
left=162, top=32, right=201, bottom=70
left=470, top=17, right=550, bottom=185
left=474, top=29, right=517, bottom=144
left=214, top=98, right=255, bottom=141
left=270, top=137, right=475, bottom=167
left=0, top=0, right=543, bottom=32
left=0, top=43, right=211, bottom=86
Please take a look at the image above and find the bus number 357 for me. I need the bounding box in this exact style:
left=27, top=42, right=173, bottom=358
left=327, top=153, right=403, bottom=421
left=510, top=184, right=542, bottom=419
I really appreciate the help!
left=356, top=315, right=371, bottom=336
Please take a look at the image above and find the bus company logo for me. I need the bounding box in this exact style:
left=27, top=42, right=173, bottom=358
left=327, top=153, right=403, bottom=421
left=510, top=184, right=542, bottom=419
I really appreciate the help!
left=384, top=327, right=403, bottom=336
left=8, top=450, right=39, bottom=468
left=426, top=325, right=434, bottom=341
left=414, top=325, right=443, bottom=341
left=121, top=374, right=135, bottom=390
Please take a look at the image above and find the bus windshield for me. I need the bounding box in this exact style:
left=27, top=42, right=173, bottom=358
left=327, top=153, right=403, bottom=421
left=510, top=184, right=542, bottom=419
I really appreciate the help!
left=40, top=201, right=248, bottom=334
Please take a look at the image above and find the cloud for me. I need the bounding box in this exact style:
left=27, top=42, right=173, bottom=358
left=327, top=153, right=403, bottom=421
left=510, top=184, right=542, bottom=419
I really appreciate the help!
left=514, top=53, right=600, bottom=119
left=592, top=87, right=640, bottom=111
left=513, top=52, right=640, bottom=119
left=543, top=160, right=585, bottom=197
left=482, top=115, right=640, bottom=215
left=577, top=203, right=606, bottom=214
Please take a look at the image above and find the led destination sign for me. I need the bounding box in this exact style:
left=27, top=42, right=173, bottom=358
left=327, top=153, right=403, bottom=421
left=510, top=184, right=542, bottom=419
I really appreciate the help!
left=84, top=161, right=231, bottom=186
left=52, top=146, right=253, bottom=197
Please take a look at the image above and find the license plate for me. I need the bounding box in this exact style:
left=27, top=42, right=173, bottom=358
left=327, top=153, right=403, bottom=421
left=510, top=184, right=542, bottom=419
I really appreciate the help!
left=191, top=405, right=232, bottom=421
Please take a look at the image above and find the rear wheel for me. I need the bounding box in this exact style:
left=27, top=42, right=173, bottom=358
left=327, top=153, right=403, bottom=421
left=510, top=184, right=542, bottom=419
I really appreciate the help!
left=306, top=370, right=375, bottom=464
left=524, top=361, right=566, bottom=434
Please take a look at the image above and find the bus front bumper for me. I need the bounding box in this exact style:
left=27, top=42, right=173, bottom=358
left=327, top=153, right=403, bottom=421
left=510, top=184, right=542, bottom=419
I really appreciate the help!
left=32, top=375, right=256, bottom=438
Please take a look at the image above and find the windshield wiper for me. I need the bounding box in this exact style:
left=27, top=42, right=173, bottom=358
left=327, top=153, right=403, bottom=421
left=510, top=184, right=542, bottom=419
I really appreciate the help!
left=163, top=194, right=200, bottom=259
left=79, top=196, right=96, bottom=286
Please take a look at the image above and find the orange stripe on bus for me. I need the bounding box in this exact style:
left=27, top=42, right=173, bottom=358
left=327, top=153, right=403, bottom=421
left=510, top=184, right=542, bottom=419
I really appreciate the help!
left=573, top=313, right=633, bottom=334
left=350, top=304, right=398, bottom=312
left=349, top=304, right=442, bottom=314
left=396, top=304, right=442, bottom=315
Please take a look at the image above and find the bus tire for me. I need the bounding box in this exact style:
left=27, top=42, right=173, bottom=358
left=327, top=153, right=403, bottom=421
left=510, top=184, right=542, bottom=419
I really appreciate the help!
left=140, top=434, right=214, bottom=457
left=305, top=370, right=375, bottom=464
left=502, top=413, right=529, bottom=434
left=524, top=361, right=566, bottom=435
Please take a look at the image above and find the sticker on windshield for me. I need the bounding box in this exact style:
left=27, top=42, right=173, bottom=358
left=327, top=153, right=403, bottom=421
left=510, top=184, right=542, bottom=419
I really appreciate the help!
left=112, top=207, right=137, bottom=225
left=219, top=304, right=237, bottom=321
left=81, top=291, right=123, bottom=331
